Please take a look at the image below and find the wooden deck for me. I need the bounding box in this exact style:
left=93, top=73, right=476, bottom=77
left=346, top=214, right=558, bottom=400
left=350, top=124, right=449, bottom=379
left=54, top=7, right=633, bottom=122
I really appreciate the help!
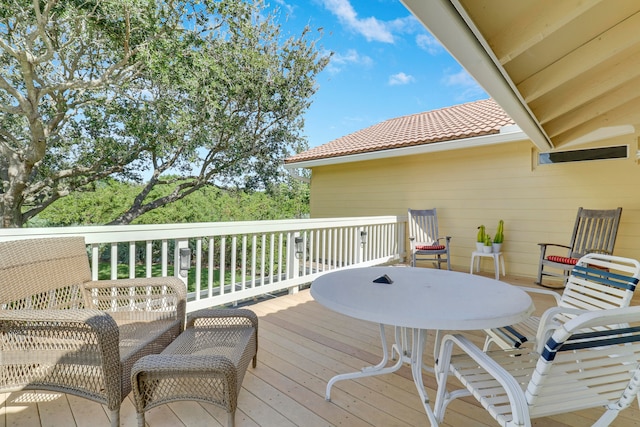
left=3, top=271, right=640, bottom=427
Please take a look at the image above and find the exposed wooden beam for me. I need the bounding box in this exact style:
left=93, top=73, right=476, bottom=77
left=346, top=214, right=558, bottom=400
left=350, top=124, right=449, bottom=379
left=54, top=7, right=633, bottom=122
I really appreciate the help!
left=518, top=10, right=640, bottom=103
left=551, top=96, right=640, bottom=146
left=529, top=45, right=640, bottom=128
left=544, top=75, right=640, bottom=138
left=490, top=0, right=601, bottom=65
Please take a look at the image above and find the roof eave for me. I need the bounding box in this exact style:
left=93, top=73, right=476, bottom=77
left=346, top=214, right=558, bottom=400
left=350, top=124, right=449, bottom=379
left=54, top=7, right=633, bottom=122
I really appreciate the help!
left=285, top=127, right=528, bottom=169
left=400, top=0, right=553, bottom=151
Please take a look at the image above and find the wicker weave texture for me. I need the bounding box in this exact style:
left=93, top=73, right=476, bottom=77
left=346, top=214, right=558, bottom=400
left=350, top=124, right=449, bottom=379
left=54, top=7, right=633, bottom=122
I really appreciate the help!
left=0, top=237, right=91, bottom=307
left=131, top=308, right=258, bottom=427
left=0, top=237, right=187, bottom=427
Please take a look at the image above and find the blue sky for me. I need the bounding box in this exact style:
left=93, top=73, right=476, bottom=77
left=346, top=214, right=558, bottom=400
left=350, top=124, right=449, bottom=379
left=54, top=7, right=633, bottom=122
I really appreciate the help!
left=272, top=0, right=488, bottom=149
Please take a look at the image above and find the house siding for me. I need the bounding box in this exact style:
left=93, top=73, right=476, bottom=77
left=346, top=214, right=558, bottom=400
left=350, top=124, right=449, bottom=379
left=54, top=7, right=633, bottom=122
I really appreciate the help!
left=308, top=135, right=640, bottom=279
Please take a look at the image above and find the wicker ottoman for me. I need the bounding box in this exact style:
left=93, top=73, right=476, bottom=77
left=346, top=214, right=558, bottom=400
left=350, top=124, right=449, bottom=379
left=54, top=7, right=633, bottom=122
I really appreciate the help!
left=131, top=308, right=258, bottom=427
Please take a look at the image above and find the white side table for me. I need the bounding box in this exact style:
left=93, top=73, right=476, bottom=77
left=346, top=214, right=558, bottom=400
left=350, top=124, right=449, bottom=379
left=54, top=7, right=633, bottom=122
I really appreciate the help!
left=470, top=251, right=505, bottom=280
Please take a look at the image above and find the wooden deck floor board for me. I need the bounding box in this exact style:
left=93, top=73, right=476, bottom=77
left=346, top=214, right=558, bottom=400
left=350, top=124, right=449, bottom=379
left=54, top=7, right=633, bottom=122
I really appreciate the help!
left=3, top=271, right=640, bottom=426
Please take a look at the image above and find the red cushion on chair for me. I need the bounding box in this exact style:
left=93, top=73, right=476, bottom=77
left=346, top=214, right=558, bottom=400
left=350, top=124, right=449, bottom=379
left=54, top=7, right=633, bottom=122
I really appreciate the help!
left=546, top=255, right=579, bottom=265
left=416, top=245, right=446, bottom=250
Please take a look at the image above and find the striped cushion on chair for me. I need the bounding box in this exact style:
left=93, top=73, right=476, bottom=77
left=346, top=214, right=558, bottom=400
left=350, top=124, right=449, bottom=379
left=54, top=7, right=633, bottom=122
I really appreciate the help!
left=416, top=245, right=446, bottom=250
left=546, top=255, right=578, bottom=265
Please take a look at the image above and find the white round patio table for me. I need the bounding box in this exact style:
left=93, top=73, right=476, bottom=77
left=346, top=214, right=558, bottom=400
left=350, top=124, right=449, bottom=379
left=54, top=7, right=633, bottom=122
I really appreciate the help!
left=310, top=266, right=534, bottom=426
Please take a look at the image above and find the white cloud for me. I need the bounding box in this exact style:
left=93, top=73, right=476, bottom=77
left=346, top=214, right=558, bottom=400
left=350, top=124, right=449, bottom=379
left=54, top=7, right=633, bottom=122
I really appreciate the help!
left=332, top=49, right=373, bottom=66
left=389, top=72, right=415, bottom=86
left=416, top=34, right=443, bottom=55
left=326, top=49, right=373, bottom=74
left=320, top=0, right=395, bottom=43
left=387, top=16, right=421, bottom=34
left=443, top=69, right=476, bottom=87
left=443, top=69, right=486, bottom=99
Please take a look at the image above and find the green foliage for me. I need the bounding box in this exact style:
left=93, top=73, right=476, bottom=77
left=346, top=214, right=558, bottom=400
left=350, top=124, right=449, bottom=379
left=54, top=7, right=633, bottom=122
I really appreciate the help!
left=1, top=0, right=328, bottom=227
left=33, top=178, right=310, bottom=225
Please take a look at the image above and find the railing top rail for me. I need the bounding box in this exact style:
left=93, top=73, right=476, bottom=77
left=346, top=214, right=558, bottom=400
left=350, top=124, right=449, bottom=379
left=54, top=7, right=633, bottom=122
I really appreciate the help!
left=0, top=216, right=405, bottom=244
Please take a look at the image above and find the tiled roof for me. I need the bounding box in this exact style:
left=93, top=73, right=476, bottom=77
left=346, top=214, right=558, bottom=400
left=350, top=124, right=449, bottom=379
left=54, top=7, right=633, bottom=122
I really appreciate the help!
left=285, top=98, right=515, bottom=164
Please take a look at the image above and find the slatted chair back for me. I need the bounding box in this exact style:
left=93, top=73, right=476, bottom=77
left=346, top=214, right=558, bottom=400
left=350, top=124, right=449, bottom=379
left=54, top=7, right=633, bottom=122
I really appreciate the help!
left=435, top=306, right=640, bottom=426
left=484, top=253, right=640, bottom=351
left=408, top=208, right=439, bottom=245
left=526, top=306, right=640, bottom=421
left=537, top=207, right=623, bottom=288
left=558, top=253, right=639, bottom=314
left=0, top=237, right=91, bottom=309
left=569, top=207, right=622, bottom=259
left=407, top=208, right=451, bottom=269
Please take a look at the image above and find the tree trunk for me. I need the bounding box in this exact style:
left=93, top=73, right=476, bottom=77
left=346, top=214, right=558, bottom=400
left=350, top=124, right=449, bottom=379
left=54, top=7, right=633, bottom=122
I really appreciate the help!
left=1, top=140, right=41, bottom=228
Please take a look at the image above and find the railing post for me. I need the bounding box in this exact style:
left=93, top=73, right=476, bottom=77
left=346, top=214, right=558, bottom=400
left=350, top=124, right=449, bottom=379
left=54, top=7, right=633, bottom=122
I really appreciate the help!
left=288, top=232, right=301, bottom=294
left=175, top=239, right=190, bottom=288
left=398, top=220, right=406, bottom=264
left=359, top=227, right=368, bottom=263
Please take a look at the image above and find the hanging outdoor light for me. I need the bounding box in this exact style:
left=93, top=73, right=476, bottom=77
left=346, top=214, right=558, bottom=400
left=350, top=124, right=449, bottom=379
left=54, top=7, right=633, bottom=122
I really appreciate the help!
left=360, top=230, right=368, bottom=246
left=179, top=247, right=191, bottom=278
left=295, top=236, right=304, bottom=259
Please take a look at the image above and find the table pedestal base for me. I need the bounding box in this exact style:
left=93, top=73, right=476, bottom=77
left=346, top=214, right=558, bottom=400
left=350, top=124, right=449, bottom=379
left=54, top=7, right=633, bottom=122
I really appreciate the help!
left=325, top=324, right=439, bottom=426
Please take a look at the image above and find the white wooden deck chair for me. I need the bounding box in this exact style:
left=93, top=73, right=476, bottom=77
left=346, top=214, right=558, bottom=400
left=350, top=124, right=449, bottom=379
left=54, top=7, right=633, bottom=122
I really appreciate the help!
left=434, top=306, right=640, bottom=427
left=407, top=208, right=451, bottom=269
left=483, top=253, right=640, bottom=351
left=536, top=207, right=622, bottom=288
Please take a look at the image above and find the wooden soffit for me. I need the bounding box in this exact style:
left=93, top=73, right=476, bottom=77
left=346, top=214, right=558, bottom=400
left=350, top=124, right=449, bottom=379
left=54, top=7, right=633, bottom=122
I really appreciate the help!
left=401, top=0, right=640, bottom=151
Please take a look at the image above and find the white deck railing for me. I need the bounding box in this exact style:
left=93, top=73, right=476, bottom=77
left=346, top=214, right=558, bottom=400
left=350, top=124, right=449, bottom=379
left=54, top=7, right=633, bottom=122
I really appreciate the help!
left=0, top=216, right=405, bottom=312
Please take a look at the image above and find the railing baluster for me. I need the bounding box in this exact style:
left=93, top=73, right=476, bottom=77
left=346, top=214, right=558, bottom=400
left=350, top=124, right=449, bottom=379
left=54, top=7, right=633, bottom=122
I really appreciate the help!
left=231, top=236, right=237, bottom=293
left=195, top=238, right=202, bottom=298
left=129, top=242, right=136, bottom=279
left=145, top=241, right=152, bottom=278
left=110, top=243, right=118, bottom=280
left=251, top=235, right=257, bottom=289
left=161, top=240, right=168, bottom=277
left=321, top=229, right=326, bottom=272
left=207, top=236, right=214, bottom=298
left=91, top=244, right=99, bottom=281
left=241, top=235, right=247, bottom=291
left=269, top=233, right=275, bottom=283
left=220, top=237, right=226, bottom=296
left=261, top=234, right=266, bottom=287
left=278, top=233, right=283, bottom=282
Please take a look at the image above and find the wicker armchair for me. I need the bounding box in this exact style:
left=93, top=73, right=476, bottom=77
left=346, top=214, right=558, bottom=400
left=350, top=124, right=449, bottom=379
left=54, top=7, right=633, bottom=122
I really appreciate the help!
left=0, top=237, right=187, bottom=427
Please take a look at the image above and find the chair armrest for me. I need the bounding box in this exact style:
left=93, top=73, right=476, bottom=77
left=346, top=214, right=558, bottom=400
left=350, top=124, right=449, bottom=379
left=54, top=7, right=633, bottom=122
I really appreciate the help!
left=409, top=237, right=417, bottom=251
left=535, top=306, right=588, bottom=353
left=517, top=286, right=563, bottom=305
left=87, top=276, right=187, bottom=299
left=538, top=243, right=571, bottom=249
left=584, top=248, right=613, bottom=255
left=0, top=309, right=121, bottom=396
left=436, top=333, right=530, bottom=425
left=83, top=277, right=187, bottom=330
left=538, top=243, right=573, bottom=261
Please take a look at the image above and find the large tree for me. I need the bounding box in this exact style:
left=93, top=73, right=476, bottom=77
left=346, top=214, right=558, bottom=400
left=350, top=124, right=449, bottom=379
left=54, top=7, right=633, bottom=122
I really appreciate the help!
left=0, top=0, right=328, bottom=227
